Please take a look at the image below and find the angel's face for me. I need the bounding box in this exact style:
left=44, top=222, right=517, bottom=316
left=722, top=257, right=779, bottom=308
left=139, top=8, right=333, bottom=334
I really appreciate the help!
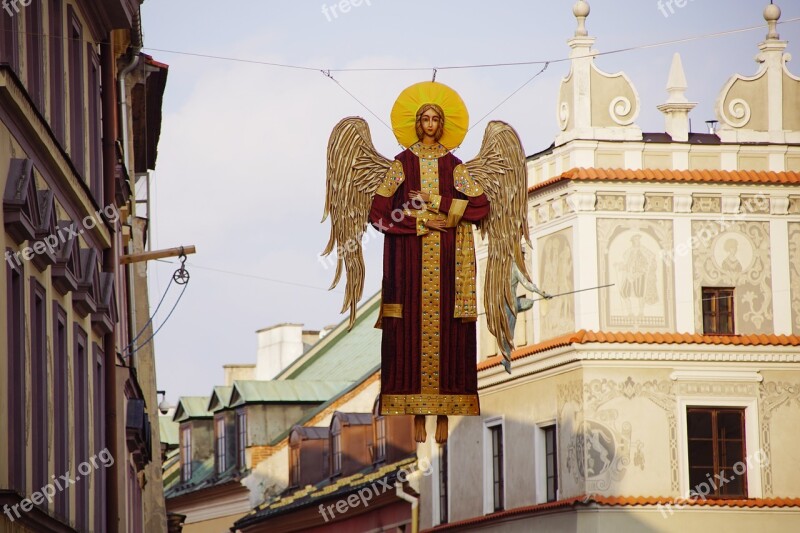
left=419, top=108, right=441, bottom=142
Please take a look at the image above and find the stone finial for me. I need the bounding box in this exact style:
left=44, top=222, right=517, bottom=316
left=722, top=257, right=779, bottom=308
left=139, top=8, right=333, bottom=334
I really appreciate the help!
left=657, top=53, right=697, bottom=142
left=764, top=2, right=781, bottom=40
left=573, top=1, right=590, bottom=37
left=666, top=53, right=689, bottom=104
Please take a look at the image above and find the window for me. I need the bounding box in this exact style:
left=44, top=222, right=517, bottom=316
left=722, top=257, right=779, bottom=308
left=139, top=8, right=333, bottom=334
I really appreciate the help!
left=215, top=416, right=227, bottom=474
left=67, top=7, right=84, bottom=177
left=181, top=425, right=192, bottom=482
left=289, top=444, right=300, bottom=488
left=53, top=303, right=69, bottom=519
left=490, top=426, right=504, bottom=511
left=331, top=417, right=342, bottom=476
left=25, top=0, right=44, bottom=110
left=702, top=287, right=734, bottom=334
left=236, top=410, right=247, bottom=469
left=49, top=0, right=65, bottom=143
left=374, top=415, right=386, bottom=463
left=544, top=426, right=558, bottom=502
left=438, top=443, right=448, bottom=524
left=0, top=3, right=19, bottom=73
left=31, top=281, right=48, bottom=499
left=127, top=465, right=143, bottom=533
left=87, top=47, right=102, bottom=201
left=94, top=345, right=106, bottom=530
left=6, top=255, right=25, bottom=492
left=687, top=408, right=747, bottom=498
left=73, top=325, right=89, bottom=531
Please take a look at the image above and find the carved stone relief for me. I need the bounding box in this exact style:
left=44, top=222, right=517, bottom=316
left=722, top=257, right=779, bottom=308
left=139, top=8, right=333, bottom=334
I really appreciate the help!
left=645, top=195, right=673, bottom=213
left=692, top=196, right=721, bottom=214
left=596, top=194, right=625, bottom=212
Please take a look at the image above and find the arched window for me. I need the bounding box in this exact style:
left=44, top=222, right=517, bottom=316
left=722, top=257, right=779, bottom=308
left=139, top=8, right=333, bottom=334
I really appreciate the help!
left=289, top=431, right=301, bottom=488
left=373, top=397, right=386, bottom=463
left=331, top=416, right=342, bottom=476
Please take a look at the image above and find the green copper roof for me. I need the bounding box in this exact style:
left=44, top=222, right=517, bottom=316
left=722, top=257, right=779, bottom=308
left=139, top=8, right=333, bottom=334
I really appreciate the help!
left=229, top=379, right=353, bottom=407
left=159, top=415, right=180, bottom=446
left=172, top=396, right=212, bottom=422
left=207, top=386, right=234, bottom=412
left=277, top=292, right=381, bottom=382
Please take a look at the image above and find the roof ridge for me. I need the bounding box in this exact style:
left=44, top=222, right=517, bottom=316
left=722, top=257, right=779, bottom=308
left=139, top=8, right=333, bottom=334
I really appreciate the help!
left=530, top=167, right=800, bottom=194
left=477, top=330, right=800, bottom=371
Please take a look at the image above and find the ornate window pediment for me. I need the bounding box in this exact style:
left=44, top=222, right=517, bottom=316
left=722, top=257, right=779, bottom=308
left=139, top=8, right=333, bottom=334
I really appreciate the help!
left=51, top=220, right=80, bottom=295
left=3, top=158, right=38, bottom=244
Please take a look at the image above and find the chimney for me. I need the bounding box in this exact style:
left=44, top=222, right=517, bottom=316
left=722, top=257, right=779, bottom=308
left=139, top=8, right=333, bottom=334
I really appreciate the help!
left=255, top=323, right=305, bottom=380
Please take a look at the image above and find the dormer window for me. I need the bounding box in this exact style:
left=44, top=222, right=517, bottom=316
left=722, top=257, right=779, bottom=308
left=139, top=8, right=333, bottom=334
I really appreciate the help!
left=331, top=417, right=342, bottom=477
left=181, top=426, right=192, bottom=482
left=237, top=410, right=247, bottom=469
left=289, top=433, right=301, bottom=489
left=374, top=416, right=386, bottom=463
left=215, top=416, right=227, bottom=474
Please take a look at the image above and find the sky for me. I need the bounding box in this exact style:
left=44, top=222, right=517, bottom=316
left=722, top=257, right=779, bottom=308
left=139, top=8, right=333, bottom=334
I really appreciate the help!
left=139, top=0, right=800, bottom=404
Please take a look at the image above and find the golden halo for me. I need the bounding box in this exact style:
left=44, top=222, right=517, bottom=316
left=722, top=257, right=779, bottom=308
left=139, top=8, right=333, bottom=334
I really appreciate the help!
left=390, top=81, right=469, bottom=150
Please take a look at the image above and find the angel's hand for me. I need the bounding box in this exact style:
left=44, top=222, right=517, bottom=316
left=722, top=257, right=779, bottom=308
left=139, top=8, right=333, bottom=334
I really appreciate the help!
left=425, top=219, right=448, bottom=232
left=410, top=190, right=431, bottom=206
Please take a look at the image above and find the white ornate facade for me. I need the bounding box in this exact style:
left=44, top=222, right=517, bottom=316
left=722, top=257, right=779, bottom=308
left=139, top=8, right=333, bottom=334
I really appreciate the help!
left=423, top=2, right=800, bottom=531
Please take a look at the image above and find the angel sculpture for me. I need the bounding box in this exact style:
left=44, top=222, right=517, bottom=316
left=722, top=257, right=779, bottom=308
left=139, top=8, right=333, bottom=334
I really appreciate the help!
left=322, top=82, right=531, bottom=443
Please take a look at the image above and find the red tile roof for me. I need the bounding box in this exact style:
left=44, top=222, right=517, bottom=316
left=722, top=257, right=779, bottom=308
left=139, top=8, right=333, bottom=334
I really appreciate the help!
left=529, top=167, right=800, bottom=193
left=423, top=495, right=800, bottom=531
left=477, top=330, right=800, bottom=371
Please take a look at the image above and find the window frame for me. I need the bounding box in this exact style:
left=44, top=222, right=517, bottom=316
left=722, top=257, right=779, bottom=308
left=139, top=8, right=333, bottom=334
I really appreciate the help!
left=53, top=302, right=69, bottom=519
left=236, top=409, right=247, bottom=469
left=6, top=253, right=26, bottom=492
left=73, top=324, right=89, bottom=531
left=702, top=287, right=735, bottom=335
left=25, top=0, right=44, bottom=110
left=676, top=394, right=762, bottom=499
left=434, top=442, right=450, bottom=524
left=30, top=280, right=49, bottom=500
left=482, top=416, right=505, bottom=514
left=289, top=442, right=300, bottom=489
left=331, top=417, right=342, bottom=477
left=374, top=415, right=386, bottom=464
left=181, top=425, right=193, bottom=482
left=686, top=407, right=747, bottom=499
left=535, top=422, right=559, bottom=503
left=0, top=3, right=20, bottom=73
left=49, top=0, right=65, bottom=144
left=67, top=6, right=85, bottom=177
left=215, top=415, right=227, bottom=474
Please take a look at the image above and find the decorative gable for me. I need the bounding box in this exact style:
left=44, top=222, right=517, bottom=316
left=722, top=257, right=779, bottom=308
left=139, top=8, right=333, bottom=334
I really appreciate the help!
left=51, top=220, right=80, bottom=295
left=30, top=189, right=58, bottom=271
left=73, top=248, right=100, bottom=317
left=92, top=272, right=117, bottom=335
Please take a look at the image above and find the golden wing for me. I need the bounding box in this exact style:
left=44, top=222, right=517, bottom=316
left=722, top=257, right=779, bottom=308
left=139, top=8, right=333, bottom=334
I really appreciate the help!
left=322, top=117, right=392, bottom=329
left=464, top=121, right=530, bottom=364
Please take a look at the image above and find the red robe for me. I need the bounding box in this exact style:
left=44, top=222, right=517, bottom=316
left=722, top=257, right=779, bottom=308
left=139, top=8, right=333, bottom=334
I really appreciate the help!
left=370, top=143, right=490, bottom=416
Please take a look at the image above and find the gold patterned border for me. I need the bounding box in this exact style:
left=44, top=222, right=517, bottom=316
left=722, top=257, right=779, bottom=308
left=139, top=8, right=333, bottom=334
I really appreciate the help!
left=380, top=393, right=480, bottom=416
left=420, top=155, right=441, bottom=395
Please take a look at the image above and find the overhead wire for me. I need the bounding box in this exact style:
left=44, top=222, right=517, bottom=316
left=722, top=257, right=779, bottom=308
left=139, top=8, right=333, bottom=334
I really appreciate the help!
left=155, top=259, right=344, bottom=293
left=139, top=17, right=800, bottom=73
